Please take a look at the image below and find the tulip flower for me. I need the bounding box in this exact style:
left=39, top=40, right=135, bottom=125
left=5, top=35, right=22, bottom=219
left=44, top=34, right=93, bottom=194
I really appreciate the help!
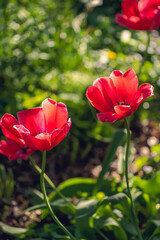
left=0, top=138, right=33, bottom=160
left=116, top=0, right=160, bottom=30
left=86, top=69, right=154, bottom=123
left=1, top=99, right=71, bottom=151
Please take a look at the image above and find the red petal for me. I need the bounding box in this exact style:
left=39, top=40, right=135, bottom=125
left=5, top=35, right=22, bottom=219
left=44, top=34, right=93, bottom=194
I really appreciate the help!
left=110, top=69, right=138, bottom=104
left=86, top=85, right=110, bottom=112
left=33, top=133, right=51, bottom=151
left=42, top=98, right=68, bottom=133
left=0, top=140, right=18, bottom=157
left=14, top=125, right=37, bottom=150
left=114, top=105, right=131, bottom=115
left=122, top=0, right=139, bottom=17
left=17, top=107, right=45, bottom=135
left=17, top=124, right=52, bottom=151
left=93, top=77, right=117, bottom=110
left=55, top=102, right=68, bottom=129
left=97, top=112, right=120, bottom=123
left=138, top=0, right=160, bottom=16
left=0, top=114, right=23, bottom=144
left=133, top=83, right=154, bottom=106
left=51, top=119, right=72, bottom=148
left=0, top=139, right=27, bottom=160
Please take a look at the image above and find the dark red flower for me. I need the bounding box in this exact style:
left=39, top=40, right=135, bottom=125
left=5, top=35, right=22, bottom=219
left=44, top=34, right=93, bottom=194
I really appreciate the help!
left=1, top=99, right=71, bottom=151
left=0, top=138, right=33, bottom=160
left=116, top=0, right=160, bottom=30
left=86, top=69, right=154, bottom=123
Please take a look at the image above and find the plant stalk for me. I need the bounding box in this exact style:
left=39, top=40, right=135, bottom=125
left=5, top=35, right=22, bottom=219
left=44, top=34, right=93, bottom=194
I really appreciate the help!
left=40, top=151, right=76, bottom=240
left=124, top=118, right=143, bottom=240
left=29, top=156, right=75, bottom=210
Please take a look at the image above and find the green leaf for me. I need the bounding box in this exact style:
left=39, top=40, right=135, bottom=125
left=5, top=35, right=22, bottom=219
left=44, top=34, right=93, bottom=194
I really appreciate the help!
left=5, top=168, right=15, bottom=200
left=0, top=221, right=29, bottom=236
left=93, top=216, right=127, bottom=240
left=134, top=172, right=160, bottom=196
left=143, top=220, right=160, bottom=240
left=121, top=218, right=137, bottom=236
left=49, top=178, right=96, bottom=201
left=108, top=193, right=131, bottom=218
left=149, top=227, right=160, bottom=240
left=0, top=164, right=6, bottom=199
left=75, top=199, right=99, bottom=240
left=95, top=129, right=126, bottom=192
left=27, top=198, right=75, bottom=216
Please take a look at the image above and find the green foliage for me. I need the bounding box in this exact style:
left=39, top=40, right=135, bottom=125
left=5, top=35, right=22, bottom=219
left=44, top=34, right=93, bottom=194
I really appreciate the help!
left=95, top=129, right=126, bottom=192
left=0, top=222, right=29, bottom=237
left=0, top=164, right=14, bottom=202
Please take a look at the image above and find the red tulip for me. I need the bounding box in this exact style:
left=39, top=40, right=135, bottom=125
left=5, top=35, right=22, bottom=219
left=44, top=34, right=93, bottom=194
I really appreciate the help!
left=86, top=69, right=154, bottom=123
left=0, top=138, right=33, bottom=160
left=4, top=98, right=71, bottom=151
left=116, top=0, right=160, bottom=30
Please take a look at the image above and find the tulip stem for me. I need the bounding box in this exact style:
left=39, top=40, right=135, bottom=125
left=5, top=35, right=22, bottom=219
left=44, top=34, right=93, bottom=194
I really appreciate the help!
left=29, top=156, right=75, bottom=210
left=40, top=151, right=76, bottom=240
left=137, top=31, right=151, bottom=78
left=124, top=118, right=143, bottom=240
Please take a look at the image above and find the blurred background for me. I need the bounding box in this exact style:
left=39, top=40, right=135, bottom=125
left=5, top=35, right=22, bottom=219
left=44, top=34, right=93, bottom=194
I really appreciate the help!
left=0, top=0, right=160, bottom=182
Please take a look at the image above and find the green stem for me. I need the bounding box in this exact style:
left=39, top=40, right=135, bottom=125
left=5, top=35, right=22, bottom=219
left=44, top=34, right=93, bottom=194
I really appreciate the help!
left=137, top=31, right=151, bottom=78
left=29, top=156, right=75, bottom=210
left=95, top=227, right=109, bottom=240
left=124, top=119, right=143, bottom=240
left=40, top=151, right=76, bottom=240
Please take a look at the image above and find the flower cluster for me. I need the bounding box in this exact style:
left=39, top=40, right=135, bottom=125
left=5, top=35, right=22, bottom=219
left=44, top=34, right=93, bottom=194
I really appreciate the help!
left=0, top=98, right=71, bottom=160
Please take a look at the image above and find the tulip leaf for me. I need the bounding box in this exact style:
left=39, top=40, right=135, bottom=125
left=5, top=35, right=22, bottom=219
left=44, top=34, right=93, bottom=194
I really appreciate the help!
left=0, top=221, right=29, bottom=236
left=93, top=216, right=127, bottom=240
left=108, top=193, right=131, bottom=217
left=75, top=199, right=99, bottom=240
left=27, top=198, right=75, bottom=216
left=143, top=220, right=160, bottom=240
left=95, top=129, right=126, bottom=192
left=134, top=172, right=160, bottom=196
left=49, top=177, right=96, bottom=201
left=148, top=227, right=160, bottom=240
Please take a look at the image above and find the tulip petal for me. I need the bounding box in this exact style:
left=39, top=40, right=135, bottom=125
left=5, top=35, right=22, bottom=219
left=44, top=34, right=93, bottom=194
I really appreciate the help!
left=116, top=0, right=160, bottom=30
left=42, top=99, right=68, bottom=132
left=0, top=139, right=31, bottom=160
left=93, top=77, right=117, bottom=110
left=15, top=124, right=52, bottom=151
left=86, top=85, right=110, bottom=112
left=0, top=114, right=23, bottom=144
left=139, top=0, right=160, bottom=16
left=42, top=98, right=57, bottom=132
left=133, top=83, right=154, bottom=106
left=0, top=139, right=20, bottom=158
left=110, top=69, right=138, bottom=104
left=51, top=118, right=72, bottom=148
left=97, top=112, right=120, bottom=123
left=17, top=107, right=45, bottom=135
left=122, top=0, right=139, bottom=17
left=14, top=125, right=37, bottom=150
left=114, top=105, right=131, bottom=115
